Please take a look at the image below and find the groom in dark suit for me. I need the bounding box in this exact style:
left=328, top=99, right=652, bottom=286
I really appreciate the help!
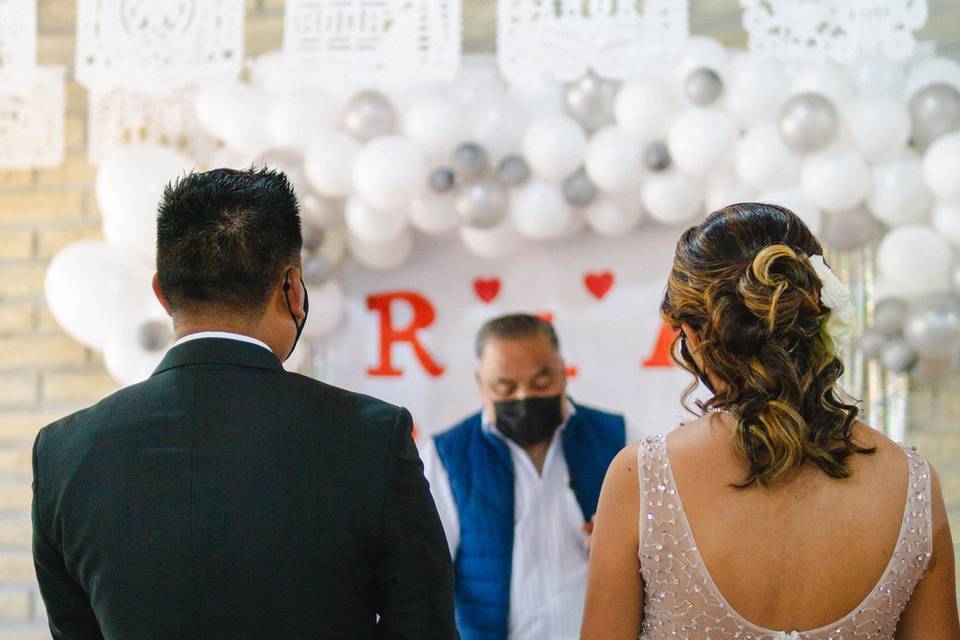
left=32, top=167, right=457, bottom=639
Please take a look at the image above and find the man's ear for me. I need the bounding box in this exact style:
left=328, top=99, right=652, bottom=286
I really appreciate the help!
left=152, top=273, right=172, bottom=316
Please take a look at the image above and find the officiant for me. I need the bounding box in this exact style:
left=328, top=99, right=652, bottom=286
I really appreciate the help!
left=420, top=313, right=627, bottom=640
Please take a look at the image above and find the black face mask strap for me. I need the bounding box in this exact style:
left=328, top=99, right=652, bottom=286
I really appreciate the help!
left=282, top=268, right=309, bottom=361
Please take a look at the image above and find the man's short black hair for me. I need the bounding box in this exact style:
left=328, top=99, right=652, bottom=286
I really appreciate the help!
left=156, top=167, right=302, bottom=316
left=475, top=313, right=560, bottom=358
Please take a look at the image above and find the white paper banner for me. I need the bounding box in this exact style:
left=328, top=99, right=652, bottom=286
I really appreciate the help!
left=0, top=66, right=65, bottom=168
left=0, top=0, right=37, bottom=94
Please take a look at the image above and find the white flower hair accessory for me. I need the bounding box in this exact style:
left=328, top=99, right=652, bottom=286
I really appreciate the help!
left=808, top=254, right=856, bottom=350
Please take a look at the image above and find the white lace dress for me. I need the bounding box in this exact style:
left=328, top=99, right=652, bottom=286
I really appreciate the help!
left=637, top=435, right=932, bottom=639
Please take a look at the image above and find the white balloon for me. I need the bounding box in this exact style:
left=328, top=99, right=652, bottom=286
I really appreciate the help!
left=615, top=78, right=676, bottom=143
left=217, top=86, right=274, bottom=157
left=352, top=136, right=427, bottom=210
left=673, top=37, right=729, bottom=84
left=725, top=53, right=789, bottom=126
left=194, top=81, right=248, bottom=141
left=509, top=76, right=565, bottom=117
left=867, top=154, right=932, bottom=226
left=403, top=91, right=462, bottom=159
left=756, top=188, right=823, bottom=235
left=801, top=149, right=871, bottom=212
left=96, top=144, right=193, bottom=261
left=303, top=131, right=360, bottom=197
left=932, top=200, right=960, bottom=248
left=302, top=279, right=346, bottom=337
left=585, top=196, right=643, bottom=236
left=905, top=55, right=960, bottom=99
left=923, top=131, right=960, bottom=201
left=584, top=126, right=644, bottom=193
left=849, top=53, right=905, bottom=97
left=267, top=92, right=337, bottom=152
left=510, top=179, right=574, bottom=240
left=45, top=241, right=155, bottom=351
left=642, top=171, right=703, bottom=225
left=522, top=115, right=587, bottom=181
left=409, top=193, right=458, bottom=235
left=471, top=95, right=528, bottom=159
left=790, top=62, right=855, bottom=105
left=345, top=196, right=408, bottom=244
left=668, top=108, right=738, bottom=178
left=877, top=225, right=953, bottom=297
left=843, top=97, right=910, bottom=161
left=348, top=227, right=415, bottom=270
left=735, top=123, right=801, bottom=190
left=705, top=171, right=757, bottom=212
left=460, top=219, right=526, bottom=259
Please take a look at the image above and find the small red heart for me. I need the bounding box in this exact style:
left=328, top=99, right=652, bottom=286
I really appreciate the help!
left=584, top=271, right=615, bottom=300
left=473, top=278, right=501, bottom=304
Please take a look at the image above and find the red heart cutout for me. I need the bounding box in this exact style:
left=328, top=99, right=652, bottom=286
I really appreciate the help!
left=584, top=271, right=615, bottom=300
left=473, top=278, right=501, bottom=304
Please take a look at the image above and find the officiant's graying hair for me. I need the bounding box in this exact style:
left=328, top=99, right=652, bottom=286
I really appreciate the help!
left=661, top=202, right=874, bottom=487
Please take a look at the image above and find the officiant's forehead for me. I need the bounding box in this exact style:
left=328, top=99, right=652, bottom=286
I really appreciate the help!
left=474, top=313, right=560, bottom=359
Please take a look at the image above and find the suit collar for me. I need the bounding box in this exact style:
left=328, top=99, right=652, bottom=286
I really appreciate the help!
left=152, top=337, right=283, bottom=376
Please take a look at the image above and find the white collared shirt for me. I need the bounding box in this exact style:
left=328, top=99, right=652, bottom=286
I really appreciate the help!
left=419, top=400, right=591, bottom=640
left=174, top=331, right=273, bottom=354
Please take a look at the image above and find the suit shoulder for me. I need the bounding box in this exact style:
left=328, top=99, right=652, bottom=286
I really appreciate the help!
left=282, top=371, right=407, bottom=426
left=36, top=379, right=153, bottom=448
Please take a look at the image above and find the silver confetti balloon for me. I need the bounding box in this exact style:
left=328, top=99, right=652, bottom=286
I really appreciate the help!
left=684, top=67, right=723, bottom=106
left=562, top=170, right=599, bottom=208
left=341, top=90, right=397, bottom=141
left=820, top=207, right=882, bottom=252
left=496, top=155, right=531, bottom=186
left=880, top=337, right=919, bottom=374
left=455, top=177, right=510, bottom=229
left=779, top=93, right=838, bottom=153
left=429, top=167, right=456, bottom=193
left=564, top=71, right=619, bottom=131
left=137, top=320, right=173, bottom=352
left=643, top=142, right=671, bottom=171
left=903, top=295, right=960, bottom=359
left=873, top=297, right=910, bottom=337
left=452, top=143, right=490, bottom=180
left=908, top=82, right=960, bottom=150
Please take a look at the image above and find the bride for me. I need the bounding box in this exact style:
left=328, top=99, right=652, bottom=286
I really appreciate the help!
left=581, top=203, right=960, bottom=639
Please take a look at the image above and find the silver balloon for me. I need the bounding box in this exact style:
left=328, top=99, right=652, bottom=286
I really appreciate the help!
left=820, top=207, right=882, bottom=252
left=341, top=90, right=397, bottom=141
left=643, top=142, right=671, bottom=171
left=778, top=93, right=838, bottom=153
left=858, top=328, right=886, bottom=359
left=903, top=295, right=960, bottom=359
left=302, top=223, right=327, bottom=254
left=880, top=337, right=919, bottom=374
left=873, top=297, right=910, bottom=337
left=564, top=71, right=619, bottom=131
left=562, top=170, right=598, bottom=208
left=496, top=155, right=531, bottom=186
left=684, top=67, right=723, bottom=106
left=137, top=320, right=173, bottom=352
left=429, top=167, right=456, bottom=193
left=302, top=254, right=334, bottom=286
left=909, top=82, right=960, bottom=150
left=455, top=177, right=510, bottom=229
left=452, top=143, right=490, bottom=180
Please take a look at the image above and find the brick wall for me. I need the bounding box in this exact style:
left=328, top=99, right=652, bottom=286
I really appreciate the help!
left=1, top=1, right=958, bottom=637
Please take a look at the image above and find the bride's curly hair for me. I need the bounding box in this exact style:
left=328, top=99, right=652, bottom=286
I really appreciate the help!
left=661, top=203, right=874, bottom=487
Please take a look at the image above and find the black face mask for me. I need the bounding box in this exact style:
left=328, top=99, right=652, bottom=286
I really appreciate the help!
left=680, top=332, right=715, bottom=394
left=282, top=269, right=309, bottom=362
left=493, top=395, right=565, bottom=447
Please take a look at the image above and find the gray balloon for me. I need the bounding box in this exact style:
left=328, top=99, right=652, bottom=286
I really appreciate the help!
left=858, top=327, right=886, bottom=359
left=881, top=337, right=919, bottom=374
left=779, top=93, right=838, bottom=153
left=496, top=155, right=531, bottom=186
left=564, top=71, right=619, bottom=131
left=643, top=142, right=671, bottom=171
left=341, top=90, right=396, bottom=141
left=303, top=254, right=334, bottom=286
left=684, top=67, right=723, bottom=106
left=873, top=297, right=910, bottom=337
left=302, top=223, right=327, bottom=253
left=909, top=82, right=960, bottom=150
left=903, top=295, right=960, bottom=359
left=452, top=143, right=490, bottom=180
left=562, top=170, right=599, bottom=208
left=137, top=320, right=173, bottom=352
left=429, top=167, right=456, bottom=193
left=455, top=177, right=510, bottom=229
left=820, top=207, right=882, bottom=252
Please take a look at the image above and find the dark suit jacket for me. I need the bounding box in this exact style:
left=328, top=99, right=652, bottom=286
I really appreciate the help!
left=32, top=337, right=457, bottom=640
